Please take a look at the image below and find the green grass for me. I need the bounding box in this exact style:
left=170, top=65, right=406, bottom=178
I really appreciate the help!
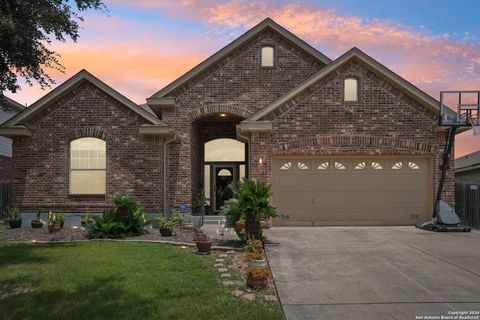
left=0, top=242, right=283, bottom=320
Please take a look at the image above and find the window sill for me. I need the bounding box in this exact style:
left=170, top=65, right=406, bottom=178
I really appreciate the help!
left=68, top=194, right=106, bottom=199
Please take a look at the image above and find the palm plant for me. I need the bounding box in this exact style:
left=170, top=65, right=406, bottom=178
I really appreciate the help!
left=234, top=180, right=277, bottom=240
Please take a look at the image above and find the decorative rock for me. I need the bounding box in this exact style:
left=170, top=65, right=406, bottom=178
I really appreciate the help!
left=226, top=250, right=235, bottom=254
left=241, top=293, right=255, bottom=301
left=218, top=268, right=228, bottom=273
left=219, top=253, right=228, bottom=258
left=214, top=263, right=223, bottom=268
left=220, top=273, right=232, bottom=278
left=264, top=295, right=277, bottom=302
left=233, top=289, right=245, bottom=297
left=214, top=258, right=224, bottom=263
left=222, top=280, right=234, bottom=286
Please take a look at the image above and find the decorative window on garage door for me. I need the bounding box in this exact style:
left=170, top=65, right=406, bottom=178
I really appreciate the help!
left=280, top=162, right=292, bottom=170
left=318, top=162, right=329, bottom=170
left=409, top=162, right=420, bottom=169
left=297, top=162, right=309, bottom=170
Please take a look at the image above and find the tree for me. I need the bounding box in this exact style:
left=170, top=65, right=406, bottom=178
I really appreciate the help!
left=0, top=0, right=106, bottom=96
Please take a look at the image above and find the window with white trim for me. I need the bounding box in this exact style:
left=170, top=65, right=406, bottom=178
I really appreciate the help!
left=261, top=46, right=274, bottom=67
left=70, top=137, right=106, bottom=194
left=344, top=78, right=358, bottom=101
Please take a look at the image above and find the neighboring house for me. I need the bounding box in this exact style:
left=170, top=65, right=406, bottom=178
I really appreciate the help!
left=0, top=97, right=25, bottom=181
left=0, top=18, right=463, bottom=225
left=455, top=151, right=480, bottom=184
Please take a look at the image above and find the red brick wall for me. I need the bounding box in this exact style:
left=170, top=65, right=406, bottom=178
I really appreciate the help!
left=12, top=82, right=165, bottom=212
left=0, top=155, right=12, bottom=182
left=162, top=29, right=324, bottom=208
left=249, top=61, right=454, bottom=207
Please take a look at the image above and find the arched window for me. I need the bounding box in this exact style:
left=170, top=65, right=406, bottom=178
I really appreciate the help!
left=204, top=138, right=245, bottom=162
left=261, top=46, right=274, bottom=67
left=70, top=137, right=106, bottom=194
left=344, top=78, right=358, bottom=101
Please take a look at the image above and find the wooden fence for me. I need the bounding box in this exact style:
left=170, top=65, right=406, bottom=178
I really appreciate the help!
left=0, top=182, right=12, bottom=220
left=456, top=183, right=480, bottom=229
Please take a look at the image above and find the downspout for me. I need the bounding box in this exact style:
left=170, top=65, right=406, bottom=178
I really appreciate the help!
left=236, top=125, right=251, bottom=179
left=164, top=130, right=179, bottom=214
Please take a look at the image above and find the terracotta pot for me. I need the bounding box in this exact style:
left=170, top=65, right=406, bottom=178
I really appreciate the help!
left=196, top=240, right=212, bottom=253
left=246, top=276, right=268, bottom=288
left=260, top=219, right=272, bottom=229
left=248, top=259, right=267, bottom=269
left=8, top=219, right=22, bottom=229
left=235, top=221, right=245, bottom=231
left=48, top=224, right=61, bottom=233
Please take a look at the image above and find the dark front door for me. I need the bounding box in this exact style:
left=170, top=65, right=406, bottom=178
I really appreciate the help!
left=213, top=164, right=236, bottom=211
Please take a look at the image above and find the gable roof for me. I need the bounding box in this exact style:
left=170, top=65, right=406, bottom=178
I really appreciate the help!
left=147, top=18, right=331, bottom=101
left=246, top=47, right=443, bottom=122
left=0, top=96, right=25, bottom=113
left=4, top=69, right=166, bottom=127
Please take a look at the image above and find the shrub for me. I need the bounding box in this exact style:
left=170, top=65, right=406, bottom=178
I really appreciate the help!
left=87, top=195, right=147, bottom=239
left=87, top=209, right=126, bottom=239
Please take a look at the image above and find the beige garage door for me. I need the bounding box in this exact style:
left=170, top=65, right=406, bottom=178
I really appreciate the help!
left=271, top=157, right=432, bottom=226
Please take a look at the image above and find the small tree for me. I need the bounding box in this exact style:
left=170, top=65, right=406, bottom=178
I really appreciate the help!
left=234, top=180, right=277, bottom=240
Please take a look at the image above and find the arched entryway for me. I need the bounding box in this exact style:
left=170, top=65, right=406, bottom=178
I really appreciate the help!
left=190, top=113, right=248, bottom=214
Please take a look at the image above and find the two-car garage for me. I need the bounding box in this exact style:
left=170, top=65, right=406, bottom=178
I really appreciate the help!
left=271, top=157, right=432, bottom=226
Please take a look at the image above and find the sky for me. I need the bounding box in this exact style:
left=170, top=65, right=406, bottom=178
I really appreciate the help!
left=5, top=0, right=480, bottom=158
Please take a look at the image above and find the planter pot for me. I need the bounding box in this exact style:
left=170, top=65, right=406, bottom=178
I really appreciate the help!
left=48, top=224, right=61, bottom=233
left=195, top=240, right=212, bottom=253
left=8, top=219, right=22, bottom=229
left=159, top=227, right=173, bottom=237
left=31, top=221, right=44, bottom=229
left=248, top=259, right=267, bottom=269
left=260, top=219, right=272, bottom=229
left=192, top=209, right=202, bottom=216
left=235, top=221, right=245, bottom=231
left=246, top=276, right=268, bottom=288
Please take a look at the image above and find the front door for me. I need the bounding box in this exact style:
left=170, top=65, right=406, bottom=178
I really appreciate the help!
left=213, top=164, right=236, bottom=212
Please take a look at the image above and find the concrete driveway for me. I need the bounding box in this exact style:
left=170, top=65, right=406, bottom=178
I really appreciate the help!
left=265, top=227, right=480, bottom=320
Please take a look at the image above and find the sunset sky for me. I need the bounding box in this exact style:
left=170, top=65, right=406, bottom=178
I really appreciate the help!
left=6, top=0, right=480, bottom=158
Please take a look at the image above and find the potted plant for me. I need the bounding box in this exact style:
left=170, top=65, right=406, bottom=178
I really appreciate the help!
left=4, top=208, right=22, bottom=228
left=194, top=232, right=212, bottom=253
left=55, top=213, right=66, bottom=228
left=246, top=239, right=263, bottom=250
left=191, top=193, right=206, bottom=215
left=235, top=219, right=245, bottom=232
left=245, top=251, right=267, bottom=268
left=246, top=267, right=270, bottom=288
left=47, top=212, right=62, bottom=233
left=81, top=213, right=95, bottom=227
left=156, top=213, right=182, bottom=237
left=233, top=180, right=277, bottom=240
left=31, top=210, right=44, bottom=228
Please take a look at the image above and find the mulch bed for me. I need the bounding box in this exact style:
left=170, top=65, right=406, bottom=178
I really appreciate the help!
left=0, top=225, right=241, bottom=247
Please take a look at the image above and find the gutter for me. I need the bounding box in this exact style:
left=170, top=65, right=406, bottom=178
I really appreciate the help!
left=163, top=130, right=180, bottom=214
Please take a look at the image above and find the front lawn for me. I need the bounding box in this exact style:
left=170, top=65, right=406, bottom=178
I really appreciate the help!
left=0, top=242, right=283, bottom=320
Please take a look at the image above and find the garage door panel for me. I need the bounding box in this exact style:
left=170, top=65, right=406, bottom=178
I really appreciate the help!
left=272, top=157, right=432, bottom=226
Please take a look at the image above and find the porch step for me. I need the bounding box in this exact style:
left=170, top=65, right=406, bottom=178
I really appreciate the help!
left=194, top=215, right=227, bottom=225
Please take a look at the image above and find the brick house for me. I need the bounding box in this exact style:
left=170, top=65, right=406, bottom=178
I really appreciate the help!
left=0, top=18, right=462, bottom=225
